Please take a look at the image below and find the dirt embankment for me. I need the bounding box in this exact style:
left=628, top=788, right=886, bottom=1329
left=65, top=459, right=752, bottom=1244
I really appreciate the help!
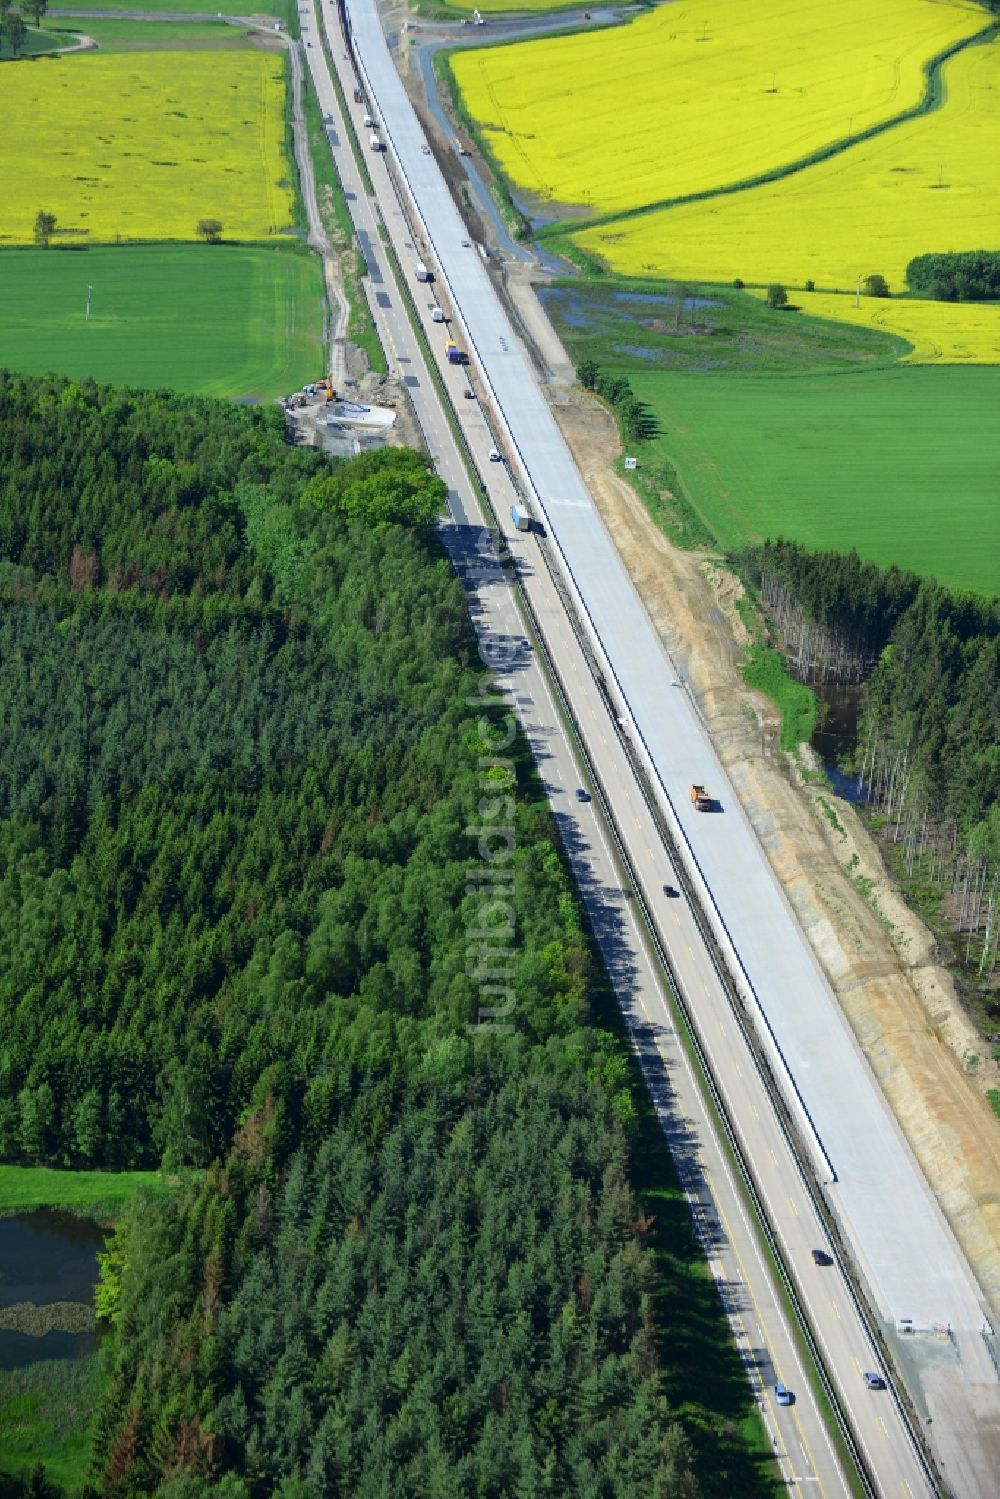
left=551, top=390, right=1000, bottom=1322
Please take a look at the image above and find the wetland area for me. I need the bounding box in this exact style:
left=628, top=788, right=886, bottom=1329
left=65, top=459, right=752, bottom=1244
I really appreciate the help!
left=0, top=1209, right=105, bottom=1488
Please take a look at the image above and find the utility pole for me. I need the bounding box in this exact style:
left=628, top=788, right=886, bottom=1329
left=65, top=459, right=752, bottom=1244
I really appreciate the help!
left=856, top=274, right=862, bottom=309
left=85, top=284, right=93, bottom=321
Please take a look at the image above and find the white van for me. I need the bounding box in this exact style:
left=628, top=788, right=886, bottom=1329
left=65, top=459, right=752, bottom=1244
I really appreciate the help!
left=431, top=307, right=445, bottom=324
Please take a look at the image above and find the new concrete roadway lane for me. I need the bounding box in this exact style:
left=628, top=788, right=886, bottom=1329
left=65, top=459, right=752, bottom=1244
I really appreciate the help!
left=304, top=9, right=936, bottom=1493
left=330, top=1, right=1000, bottom=1489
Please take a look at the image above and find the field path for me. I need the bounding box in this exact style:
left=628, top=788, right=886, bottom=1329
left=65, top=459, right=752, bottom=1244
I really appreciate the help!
left=51, top=29, right=97, bottom=50
left=284, top=27, right=349, bottom=385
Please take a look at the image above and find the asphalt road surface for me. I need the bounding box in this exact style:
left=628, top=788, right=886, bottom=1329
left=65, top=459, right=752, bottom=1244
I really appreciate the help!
left=301, top=5, right=995, bottom=1491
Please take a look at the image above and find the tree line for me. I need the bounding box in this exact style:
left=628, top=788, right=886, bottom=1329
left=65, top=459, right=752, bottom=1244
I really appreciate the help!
left=0, top=370, right=736, bottom=1495
left=906, top=251, right=1000, bottom=303
left=747, top=539, right=1000, bottom=982
left=576, top=362, right=659, bottom=444
left=0, top=0, right=49, bottom=58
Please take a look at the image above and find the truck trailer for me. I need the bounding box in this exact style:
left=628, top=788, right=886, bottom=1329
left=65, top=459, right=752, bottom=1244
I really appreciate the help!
left=415, top=261, right=432, bottom=283
left=369, top=133, right=382, bottom=152
left=445, top=341, right=466, bottom=366
left=510, top=505, right=532, bottom=533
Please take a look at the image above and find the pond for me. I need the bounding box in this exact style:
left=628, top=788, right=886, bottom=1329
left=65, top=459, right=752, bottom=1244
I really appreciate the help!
left=0, top=1210, right=104, bottom=1371
left=810, top=681, right=868, bottom=804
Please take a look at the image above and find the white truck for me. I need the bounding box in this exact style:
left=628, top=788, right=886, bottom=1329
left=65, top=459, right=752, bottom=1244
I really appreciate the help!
left=510, top=504, right=532, bottom=533
left=415, top=261, right=431, bottom=283
left=369, top=133, right=382, bottom=152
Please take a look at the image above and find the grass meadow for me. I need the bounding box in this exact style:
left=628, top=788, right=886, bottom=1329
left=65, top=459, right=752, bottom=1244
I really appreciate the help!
left=0, top=52, right=293, bottom=244
left=629, top=365, right=1000, bottom=593
left=47, top=18, right=261, bottom=53
left=0, top=1162, right=175, bottom=1217
left=0, top=245, right=324, bottom=399
left=538, top=280, right=907, bottom=376
left=451, top=0, right=985, bottom=215
left=575, top=32, right=1000, bottom=297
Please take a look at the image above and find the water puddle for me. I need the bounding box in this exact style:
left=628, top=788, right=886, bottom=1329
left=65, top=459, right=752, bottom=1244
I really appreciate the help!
left=612, top=291, right=717, bottom=310
left=0, top=1210, right=105, bottom=1370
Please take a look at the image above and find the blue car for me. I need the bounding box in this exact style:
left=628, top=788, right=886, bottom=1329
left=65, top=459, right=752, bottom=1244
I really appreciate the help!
left=864, top=1372, right=886, bottom=1390
left=775, top=1383, right=793, bottom=1406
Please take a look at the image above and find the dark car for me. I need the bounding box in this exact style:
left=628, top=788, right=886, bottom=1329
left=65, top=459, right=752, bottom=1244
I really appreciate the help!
left=575, top=788, right=590, bottom=803
left=663, top=883, right=679, bottom=898
left=811, top=1248, right=833, bottom=1266
left=775, top=1383, right=793, bottom=1407
left=864, top=1372, right=886, bottom=1390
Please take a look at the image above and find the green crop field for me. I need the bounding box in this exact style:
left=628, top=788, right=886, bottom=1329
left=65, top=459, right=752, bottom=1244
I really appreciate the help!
left=629, top=365, right=1000, bottom=594
left=0, top=244, right=324, bottom=400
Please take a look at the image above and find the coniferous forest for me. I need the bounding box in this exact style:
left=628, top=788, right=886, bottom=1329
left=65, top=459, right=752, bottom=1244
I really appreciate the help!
left=0, top=371, right=729, bottom=1495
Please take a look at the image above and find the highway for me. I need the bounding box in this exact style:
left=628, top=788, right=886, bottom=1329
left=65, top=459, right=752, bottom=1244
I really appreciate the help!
left=336, top=0, right=993, bottom=1367
left=299, top=5, right=984, bottom=1492
left=296, top=16, right=858, bottom=1490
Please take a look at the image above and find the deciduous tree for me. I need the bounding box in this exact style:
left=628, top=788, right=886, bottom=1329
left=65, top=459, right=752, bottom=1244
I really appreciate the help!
left=3, top=12, right=27, bottom=56
left=33, top=210, right=56, bottom=246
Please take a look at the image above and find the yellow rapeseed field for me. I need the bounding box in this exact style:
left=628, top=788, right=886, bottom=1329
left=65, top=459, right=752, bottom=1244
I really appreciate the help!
left=765, top=291, right=1000, bottom=365
left=0, top=53, right=293, bottom=245
left=451, top=0, right=985, bottom=215
left=575, top=35, right=1000, bottom=296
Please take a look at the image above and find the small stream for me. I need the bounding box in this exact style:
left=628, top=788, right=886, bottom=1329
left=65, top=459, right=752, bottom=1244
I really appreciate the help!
left=0, top=1210, right=105, bottom=1370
